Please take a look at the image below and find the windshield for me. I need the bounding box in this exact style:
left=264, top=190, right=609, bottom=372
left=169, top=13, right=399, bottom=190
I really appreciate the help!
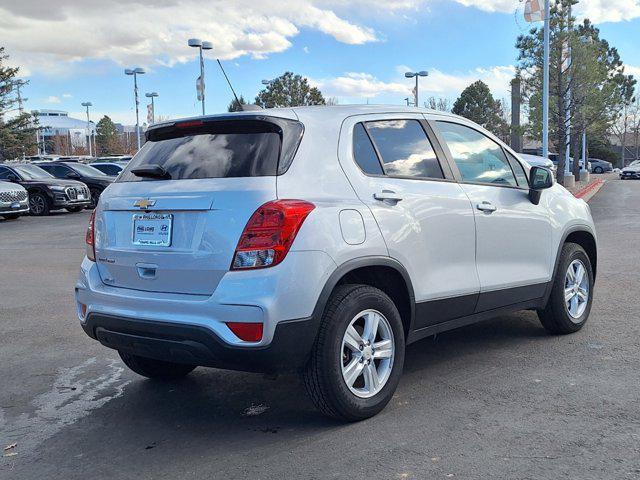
left=118, top=118, right=303, bottom=182
left=68, top=163, right=109, bottom=177
left=13, top=164, right=54, bottom=180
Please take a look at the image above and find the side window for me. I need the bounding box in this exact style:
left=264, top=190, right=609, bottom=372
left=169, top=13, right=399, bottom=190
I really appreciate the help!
left=437, top=121, right=517, bottom=187
left=353, top=123, right=384, bottom=175
left=506, top=152, right=528, bottom=187
left=43, top=164, right=69, bottom=178
left=365, top=120, right=444, bottom=179
left=0, top=167, right=12, bottom=179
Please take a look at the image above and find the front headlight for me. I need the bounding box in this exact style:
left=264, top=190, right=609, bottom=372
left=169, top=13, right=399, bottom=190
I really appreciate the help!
left=50, top=185, right=67, bottom=192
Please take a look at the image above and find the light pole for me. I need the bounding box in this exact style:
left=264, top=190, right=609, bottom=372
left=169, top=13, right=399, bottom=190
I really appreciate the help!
left=188, top=38, right=213, bottom=115
left=405, top=71, right=428, bottom=108
left=261, top=79, right=274, bottom=86
left=145, top=92, right=159, bottom=124
left=81, top=102, right=93, bottom=157
left=125, top=67, right=145, bottom=150
left=542, top=0, right=550, bottom=160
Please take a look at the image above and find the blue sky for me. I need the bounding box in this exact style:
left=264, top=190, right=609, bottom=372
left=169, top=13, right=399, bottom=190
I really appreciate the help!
left=3, top=0, right=639, bottom=126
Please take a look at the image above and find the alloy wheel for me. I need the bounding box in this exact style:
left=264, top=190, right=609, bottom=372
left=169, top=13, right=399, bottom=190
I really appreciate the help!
left=30, top=195, right=45, bottom=215
left=341, top=309, right=395, bottom=399
left=564, top=259, right=589, bottom=321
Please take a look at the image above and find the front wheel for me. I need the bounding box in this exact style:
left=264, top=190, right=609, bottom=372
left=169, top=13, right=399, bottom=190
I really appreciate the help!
left=593, top=166, right=603, bottom=174
left=119, top=351, right=196, bottom=380
left=538, top=243, right=594, bottom=334
left=89, top=188, right=102, bottom=209
left=66, top=206, right=83, bottom=213
left=29, top=193, right=50, bottom=216
left=303, top=285, right=405, bottom=421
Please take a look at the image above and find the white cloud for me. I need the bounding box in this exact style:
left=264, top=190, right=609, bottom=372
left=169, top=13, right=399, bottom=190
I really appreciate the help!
left=0, top=0, right=385, bottom=76
left=62, top=93, right=73, bottom=98
left=44, top=95, right=61, bottom=104
left=313, top=65, right=515, bottom=103
left=453, top=0, right=640, bottom=23
left=314, top=72, right=410, bottom=98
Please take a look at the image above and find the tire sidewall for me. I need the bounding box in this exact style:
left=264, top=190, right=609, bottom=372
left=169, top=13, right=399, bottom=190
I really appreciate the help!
left=321, top=287, right=405, bottom=420
left=554, top=245, right=594, bottom=330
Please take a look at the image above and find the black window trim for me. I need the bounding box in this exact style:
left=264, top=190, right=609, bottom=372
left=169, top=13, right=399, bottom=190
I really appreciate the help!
left=429, top=119, right=529, bottom=191
left=350, top=118, right=456, bottom=183
left=0, top=165, right=20, bottom=180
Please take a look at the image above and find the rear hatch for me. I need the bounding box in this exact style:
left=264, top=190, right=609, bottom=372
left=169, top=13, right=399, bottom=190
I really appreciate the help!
left=94, top=115, right=303, bottom=295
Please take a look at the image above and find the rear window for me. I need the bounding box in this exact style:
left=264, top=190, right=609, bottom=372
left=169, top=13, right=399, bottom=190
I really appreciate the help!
left=118, top=118, right=303, bottom=182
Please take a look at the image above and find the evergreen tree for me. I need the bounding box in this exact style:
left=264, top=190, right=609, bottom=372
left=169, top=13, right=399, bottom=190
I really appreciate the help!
left=227, top=94, right=247, bottom=112
left=255, top=72, right=325, bottom=108
left=452, top=81, right=508, bottom=136
left=95, top=115, right=119, bottom=155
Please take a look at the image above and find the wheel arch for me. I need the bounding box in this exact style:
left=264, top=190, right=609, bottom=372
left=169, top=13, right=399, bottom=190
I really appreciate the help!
left=564, top=229, right=598, bottom=280
left=312, top=257, right=416, bottom=340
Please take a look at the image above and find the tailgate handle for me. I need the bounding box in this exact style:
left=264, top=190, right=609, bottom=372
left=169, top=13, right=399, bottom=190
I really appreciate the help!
left=136, top=263, right=157, bottom=279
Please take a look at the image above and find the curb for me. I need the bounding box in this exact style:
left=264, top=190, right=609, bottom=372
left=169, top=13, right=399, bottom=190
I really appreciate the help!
left=573, top=179, right=605, bottom=202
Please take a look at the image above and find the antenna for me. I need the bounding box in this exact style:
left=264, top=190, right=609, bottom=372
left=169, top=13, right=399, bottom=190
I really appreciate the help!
left=216, top=59, right=241, bottom=106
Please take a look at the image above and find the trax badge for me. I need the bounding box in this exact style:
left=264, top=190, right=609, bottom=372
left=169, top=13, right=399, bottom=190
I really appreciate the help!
left=134, top=198, right=156, bottom=209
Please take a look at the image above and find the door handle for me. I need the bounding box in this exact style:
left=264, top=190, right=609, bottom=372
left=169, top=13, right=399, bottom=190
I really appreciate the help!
left=476, top=201, right=497, bottom=213
left=374, top=190, right=403, bottom=203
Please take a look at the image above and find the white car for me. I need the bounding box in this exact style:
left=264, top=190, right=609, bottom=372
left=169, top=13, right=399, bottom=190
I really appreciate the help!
left=620, top=160, right=640, bottom=180
left=76, top=106, right=597, bottom=421
left=519, top=153, right=557, bottom=174
left=0, top=180, right=29, bottom=220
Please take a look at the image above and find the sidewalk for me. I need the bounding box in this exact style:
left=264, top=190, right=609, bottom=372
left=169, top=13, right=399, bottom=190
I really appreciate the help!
left=565, top=172, right=616, bottom=202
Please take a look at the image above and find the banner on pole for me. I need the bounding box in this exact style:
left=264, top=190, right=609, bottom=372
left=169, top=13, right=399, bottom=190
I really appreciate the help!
left=196, top=76, right=204, bottom=101
left=524, top=0, right=545, bottom=22
left=147, top=104, right=153, bottom=124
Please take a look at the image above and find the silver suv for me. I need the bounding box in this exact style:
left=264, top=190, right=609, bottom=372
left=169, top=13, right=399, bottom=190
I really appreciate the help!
left=0, top=180, right=29, bottom=220
left=76, top=106, right=597, bottom=420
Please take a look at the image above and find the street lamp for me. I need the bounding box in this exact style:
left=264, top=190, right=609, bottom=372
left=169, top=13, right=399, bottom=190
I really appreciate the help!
left=81, top=101, right=93, bottom=157
left=188, top=38, right=213, bottom=115
left=261, top=79, right=274, bottom=85
left=405, top=71, right=429, bottom=108
left=145, top=92, right=159, bottom=124
left=125, top=67, right=146, bottom=150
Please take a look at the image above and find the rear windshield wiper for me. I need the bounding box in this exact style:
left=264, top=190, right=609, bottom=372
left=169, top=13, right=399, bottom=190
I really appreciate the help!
left=131, top=165, right=172, bottom=180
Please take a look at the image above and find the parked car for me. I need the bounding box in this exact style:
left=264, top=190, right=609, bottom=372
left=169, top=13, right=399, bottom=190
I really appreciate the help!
left=90, top=162, right=125, bottom=177
left=589, top=158, right=613, bottom=174
left=36, top=161, right=113, bottom=208
left=0, top=163, right=91, bottom=215
left=620, top=160, right=640, bottom=179
left=0, top=180, right=29, bottom=220
left=76, top=106, right=597, bottom=421
left=519, top=153, right=557, bottom=174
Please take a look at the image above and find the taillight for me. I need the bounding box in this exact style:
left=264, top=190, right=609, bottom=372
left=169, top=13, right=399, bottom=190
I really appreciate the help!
left=86, top=209, right=96, bottom=261
left=231, top=200, right=315, bottom=270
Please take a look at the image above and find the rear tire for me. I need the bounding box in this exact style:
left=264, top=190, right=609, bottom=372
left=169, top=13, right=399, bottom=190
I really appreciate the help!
left=89, top=188, right=101, bottom=209
left=303, top=284, right=405, bottom=421
left=538, top=242, right=594, bottom=335
left=119, top=351, right=196, bottom=380
left=593, top=166, right=603, bottom=174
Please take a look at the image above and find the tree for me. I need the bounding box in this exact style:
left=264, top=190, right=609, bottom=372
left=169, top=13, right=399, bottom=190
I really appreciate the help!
left=255, top=72, right=325, bottom=108
left=452, top=80, right=508, bottom=137
left=516, top=0, right=634, bottom=181
left=426, top=96, right=451, bottom=112
left=227, top=94, right=247, bottom=112
left=0, top=47, right=38, bottom=160
left=95, top=115, right=119, bottom=155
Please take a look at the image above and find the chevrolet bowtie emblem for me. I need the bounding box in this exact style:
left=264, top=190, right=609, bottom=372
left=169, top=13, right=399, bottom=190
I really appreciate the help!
left=134, top=198, right=156, bottom=209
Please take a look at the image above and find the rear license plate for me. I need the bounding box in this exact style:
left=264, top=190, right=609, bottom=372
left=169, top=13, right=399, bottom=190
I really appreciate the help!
left=132, top=213, right=173, bottom=246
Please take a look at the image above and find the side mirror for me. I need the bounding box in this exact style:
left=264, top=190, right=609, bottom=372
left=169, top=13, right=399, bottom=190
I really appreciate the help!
left=529, top=166, right=553, bottom=205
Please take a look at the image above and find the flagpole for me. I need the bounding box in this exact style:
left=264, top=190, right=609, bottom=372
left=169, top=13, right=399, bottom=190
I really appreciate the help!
left=542, top=0, right=550, bottom=160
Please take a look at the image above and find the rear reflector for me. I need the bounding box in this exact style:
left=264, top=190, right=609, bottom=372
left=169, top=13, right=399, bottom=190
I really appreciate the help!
left=226, top=322, right=263, bottom=342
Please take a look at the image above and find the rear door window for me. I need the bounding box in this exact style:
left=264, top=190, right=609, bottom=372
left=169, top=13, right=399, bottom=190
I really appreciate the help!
left=118, top=118, right=303, bottom=182
left=365, top=120, right=444, bottom=180
left=353, top=123, right=384, bottom=175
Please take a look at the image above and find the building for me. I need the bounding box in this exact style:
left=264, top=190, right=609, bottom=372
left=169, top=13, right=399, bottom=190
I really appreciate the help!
left=33, top=110, right=95, bottom=154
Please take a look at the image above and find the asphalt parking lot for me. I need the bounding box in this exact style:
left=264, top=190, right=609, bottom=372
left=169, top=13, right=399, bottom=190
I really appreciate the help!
left=1, top=180, right=639, bottom=480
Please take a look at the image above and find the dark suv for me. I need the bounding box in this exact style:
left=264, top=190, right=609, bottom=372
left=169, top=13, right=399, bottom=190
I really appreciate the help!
left=0, top=163, right=91, bottom=215
left=36, top=161, right=113, bottom=208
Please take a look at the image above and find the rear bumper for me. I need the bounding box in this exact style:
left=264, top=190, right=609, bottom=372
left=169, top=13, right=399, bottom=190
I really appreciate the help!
left=82, top=312, right=316, bottom=373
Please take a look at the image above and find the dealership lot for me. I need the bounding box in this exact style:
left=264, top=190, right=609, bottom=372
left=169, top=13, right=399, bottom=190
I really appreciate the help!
left=1, top=180, right=639, bottom=480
